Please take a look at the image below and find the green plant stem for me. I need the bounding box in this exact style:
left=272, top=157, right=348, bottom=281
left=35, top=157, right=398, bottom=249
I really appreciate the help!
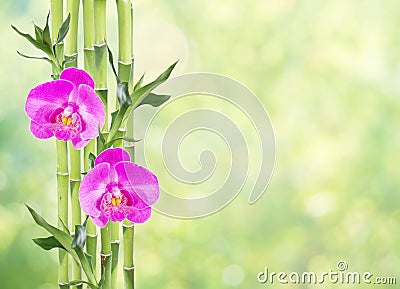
left=56, top=140, right=69, bottom=289
left=94, top=0, right=108, bottom=133
left=70, top=144, right=82, bottom=289
left=83, top=0, right=98, bottom=274
left=94, top=1, right=110, bottom=288
left=51, top=0, right=64, bottom=68
left=111, top=222, right=120, bottom=289
left=51, top=2, right=69, bottom=288
left=83, top=0, right=95, bottom=78
left=65, top=0, right=80, bottom=67
left=123, top=221, right=135, bottom=289
left=117, top=2, right=136, bottom=289
left=101, top=223, right=112, bottom=289
left=65, top=1, right=81, bottom=288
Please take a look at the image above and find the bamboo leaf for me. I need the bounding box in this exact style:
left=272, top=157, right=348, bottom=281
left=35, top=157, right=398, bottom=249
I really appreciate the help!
left=88, top=153, right=96, bottom=169
left=104, top=137, right=140, bottom=148
left=133, top=73, right=145, bottom=91
left=33, top=24, right=43, bottom=42
left=106, top=44, right=119, bottom=83
left=117, top=82, right=132, bottom=108
left=110, top=110, right=119, bottom=130
left=58, top=217, right=71, bottom=235
left=33, top=236, right=65, bottom=251
left=42, top=12, right=52, bottom=47
left=56, top=13, right=71, bottom=45
left=26, top=205, right=79, bottom=263
left=63, top=54, right=77, bottom=68
left=131, top=61, right=178, bottom=109
left=98, top=126, right=106, bottom=147
left=72, top=216, right=89, bottom=250
left=11, top=25, right=54, bottom=58
left=16, top=51, right=52, bottom=64
left=137, top=92, right=171, bottom=108
left=66, top=280, right=98, bottom=289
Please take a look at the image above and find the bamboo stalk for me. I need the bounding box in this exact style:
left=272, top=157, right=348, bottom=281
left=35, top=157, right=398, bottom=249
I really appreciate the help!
left=123, top=221, right=135, bottom=289
left=64, top=1, right=81, bottom=288
left=51, top=2, right=70, bottom=289
left=82, top=0, right=98, bottom=274
left=64, top=0, right=80, bottom=67
left=94, top=1, right=111, bottom=288
left=56, top=139, right=70, bottom=289
left=94, top=0, right=108, bottom=134
left=117, top=2, right=136, bottom=289
left=51, top=0, right=64, bottom=69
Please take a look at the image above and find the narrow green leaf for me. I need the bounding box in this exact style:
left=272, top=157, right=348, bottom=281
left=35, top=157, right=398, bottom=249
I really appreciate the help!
left=66, top=280, right=98, bottom=289
left=42, top=12, right=52, bottom=47
left=16, top=51, right=52, bottom=64
left=106, top=44, right=119, bottom=83
left=72, top=216, right=89, bottom=250
left=33, top=24, right=43, bottom=42
left=131, top=61, right=178, bottom=109
left=138, top=92, right=171, bottom=108
left=133, top=73, right=145, bottom=91
left=110, top=110, right=119, bottom=129
left=33, top=236, right=65, bottom=251
left=88, top=153, right=96, bottom=169
left=117, top=82, right=132, bottom=108
left=58, top=217, right=70, bottom=235
left=56, top=13, right=71, bottom=45
left=63, top=54, right=77, bottom=68
left=26, top=205, right=79, bottom=263
left=98, top=126, right=106, bottom=147
left=104, top=137, right=140, bottom=148
left=11, top=25, right=54, bottom=58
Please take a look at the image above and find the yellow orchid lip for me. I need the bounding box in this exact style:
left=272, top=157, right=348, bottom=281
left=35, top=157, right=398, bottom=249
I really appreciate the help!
left=111, top=197, right=121, bottom=207
left=62, top=116, right=73, bottom=126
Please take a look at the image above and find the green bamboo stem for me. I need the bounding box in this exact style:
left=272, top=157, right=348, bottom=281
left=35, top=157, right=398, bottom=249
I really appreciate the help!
left=65, top=0, right=80, bottom=67
left=70, top=144, right=82, bottom=289
left=83, top=0, right=95, bottom=78
left=64, top=1, right=81, bottom=288
left=83, top=140, right=98, bottom=274
left=94, top=1, right=111, bottom=288
left=123, top=221, right=135, bottom=289
left=51, top=2, right=69, bottom=288
left=117, top=2, right=136, bottom=289
left=101, top=223, right=112, bottom=289
left=111, top=222, right=120, bottom=289
left=56, top=139, right=70, bottom=289
left=83, top=0, right=98, bottom=274
left=51, top=0, right=64, bottom=69
left=94, top=0, right=108, bottom=134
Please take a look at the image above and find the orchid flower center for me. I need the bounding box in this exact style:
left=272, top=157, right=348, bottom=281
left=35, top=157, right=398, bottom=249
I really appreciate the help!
left=111, top=197, right=121, bottom=207
left=50, top=105, right=83, bottom=139
left=99, top=183, right=133, bottom=222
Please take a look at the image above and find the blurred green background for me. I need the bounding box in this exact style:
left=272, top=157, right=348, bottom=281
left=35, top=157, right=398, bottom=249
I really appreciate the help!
left=1, top=0, right=400, bottom=288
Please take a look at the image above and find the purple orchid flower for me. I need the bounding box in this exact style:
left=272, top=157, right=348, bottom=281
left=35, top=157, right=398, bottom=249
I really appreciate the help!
left=25, top=67, right=105, bottom=150
left=79, top=148, right=160, bottom=227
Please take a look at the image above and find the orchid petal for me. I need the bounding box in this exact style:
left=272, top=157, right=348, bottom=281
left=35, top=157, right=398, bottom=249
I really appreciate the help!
left=127, top=207, right=152, bottom=224
left=29, top=121, right=53, bottom=139
left=91, top=214, right=109, bottom=228
left=79, top=163, right=110, bottom=217
left=71, top=85, right=105, bottom=140
left=115, top=161, right=159, bottom=207
left=25, top=80, right=72, bottom=124
left=60, top=67, right=94, bottom=89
